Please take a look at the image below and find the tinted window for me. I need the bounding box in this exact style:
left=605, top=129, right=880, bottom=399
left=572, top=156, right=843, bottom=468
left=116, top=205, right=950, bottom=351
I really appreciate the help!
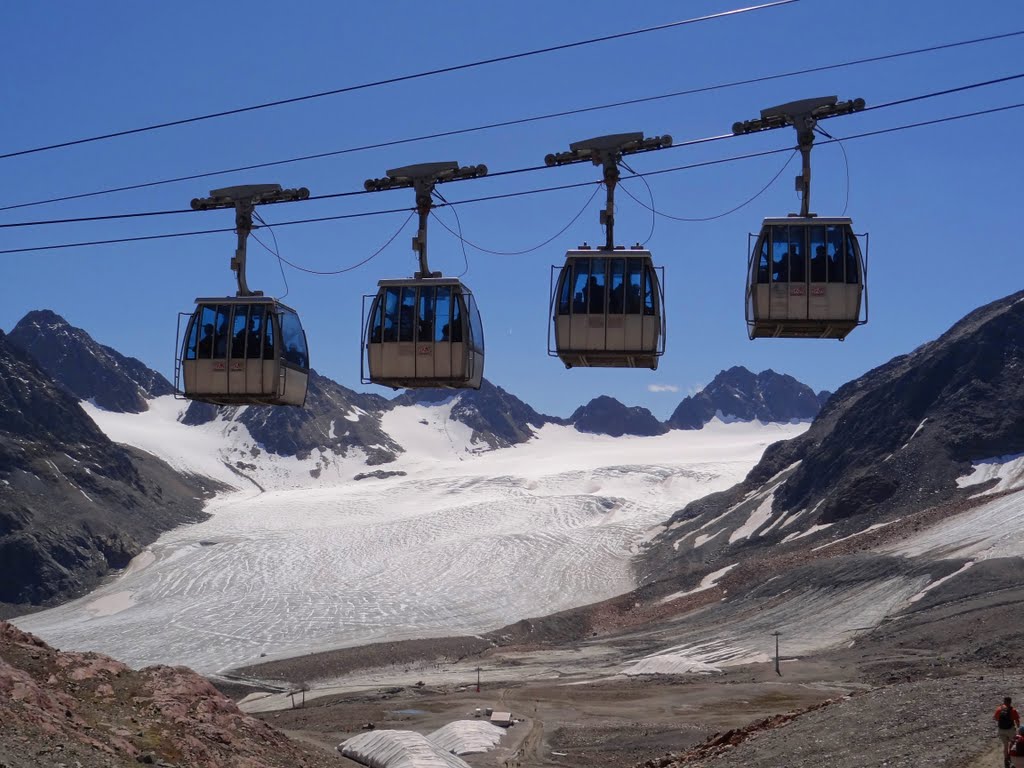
left=626, top=259, right=643, bottom=314
left=771, top=226, right=789, bottom=283
left=450, top=291, right=464, bottom=343
left=263, top=312, right=275, bottom=359
left=643, top=266, right=655, bottom=316
left=827, top=225, right=845, bottom=283
left=557, top=267, right=572, bottom=316
left=572, top=258, right=589, bottom=314
left=230, top=305, right=249, bottom=358
left=399, top=287, right=416, bottom=342
left=588, top=257, right=606, bottom=313
left=608, top=259, right=625, bottom=314
left=236, top=306, right=268, bottom=359
left=809, top=226, right=827, bottom=282
left=382, top=287, right=400, bottom=342
left=435, top=286, right=452, bottom=341
left=467, top=293, right=484, bottom=354
left=213, top=304, right=231, bottom=357
left=189, top=306, right=215, bottom=360
left=280, top=310, right=308, bottom=369
left=418, top=287, right=435, bottom=343
left=757, top=236, right=770, bottom=284
left=789, top=226, right=806, bottom=283
left=845, top=230, right=860, bottom=284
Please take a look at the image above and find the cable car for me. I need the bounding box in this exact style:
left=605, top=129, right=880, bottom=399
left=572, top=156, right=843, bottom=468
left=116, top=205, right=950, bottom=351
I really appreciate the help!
left=550, top=245, right=664, bottom=368
left=734, top=96, right=868, bottom=340
left=361, top=161, right=488, bottom=390
left=544, top=132, right=671, bottom=369
left=362, top=277, right=484, bottom=389
left=746, top=217, right=867, bottom=339
left=179, top=296, right=309, bottom=405
left=175, top=183, right=310, bottom=407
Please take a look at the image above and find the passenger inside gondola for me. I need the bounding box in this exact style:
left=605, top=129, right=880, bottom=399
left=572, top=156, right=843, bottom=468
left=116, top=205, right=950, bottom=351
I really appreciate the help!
left=233, top=310, right=264, bottom=359
left=198, top=323, right=215, bottom=358
left=811, top=245, right=827, bottom=282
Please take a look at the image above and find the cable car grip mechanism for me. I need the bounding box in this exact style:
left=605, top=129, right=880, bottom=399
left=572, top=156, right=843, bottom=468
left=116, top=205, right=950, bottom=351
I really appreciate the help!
left=190, top=183, right=310, bottom=297
left=544, top=132, right=672, bottom=251
left=364, top=162, right=487, bottom=279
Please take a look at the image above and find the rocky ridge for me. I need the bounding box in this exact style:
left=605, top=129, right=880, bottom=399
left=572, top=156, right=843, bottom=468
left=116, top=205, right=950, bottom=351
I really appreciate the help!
left=666, top=366, right=823, bottom=430
left=0, top=622, right=336, bottom=768
left=8, top=310, right=172, bottom=414
left=642, top=289, right=1024, bottom=582
left=391, top=378, right=562, bottom=449
left=0, top=330, right=208, bottom=609
left=570, top=395, right=668, bottom=437
left=181, top=369, right=400, bottom=464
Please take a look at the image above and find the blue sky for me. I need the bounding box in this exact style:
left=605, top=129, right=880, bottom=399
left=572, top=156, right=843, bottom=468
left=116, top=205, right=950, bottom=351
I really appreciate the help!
left=1, top=1, right=1021, bottom=419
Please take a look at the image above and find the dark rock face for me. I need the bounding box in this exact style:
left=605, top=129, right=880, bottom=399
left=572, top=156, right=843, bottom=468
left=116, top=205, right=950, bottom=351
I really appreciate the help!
left=7, top=310, right=173, bottom=413
left=569, top=395, right=668, bottom=437
left=667, top=366, right=822, bottom=430
left=181, top=370, right=401, bottom=464
left=0, top=331, right=208, bottom=606
left=391, top=379, right=561, bottom=449
left=642, top=290, right=1024, bottom=582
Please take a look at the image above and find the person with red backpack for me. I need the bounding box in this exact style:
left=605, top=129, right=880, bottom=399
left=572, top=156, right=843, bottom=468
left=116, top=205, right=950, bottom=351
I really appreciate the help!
left=1010, top=726, right=1024, bottom=768
left=996, top=697, right=1021, bottom=767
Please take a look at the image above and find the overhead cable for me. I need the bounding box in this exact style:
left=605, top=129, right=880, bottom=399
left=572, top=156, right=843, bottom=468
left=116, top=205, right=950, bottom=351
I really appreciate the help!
left=0, top=1, right=793, bottom=162
left=2, top=71, right=1020, bottom=231
left=1, top=102, right=1020, bottom=257
left=1, top=29, right=1018, bottom=214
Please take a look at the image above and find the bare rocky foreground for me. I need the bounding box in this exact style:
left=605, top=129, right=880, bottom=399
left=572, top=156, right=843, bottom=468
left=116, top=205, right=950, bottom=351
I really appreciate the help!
left=0, top=622, right=336, bottom=768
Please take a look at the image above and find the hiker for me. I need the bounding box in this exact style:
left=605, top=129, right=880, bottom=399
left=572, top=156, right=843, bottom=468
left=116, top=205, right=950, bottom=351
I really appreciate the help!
left=996, top=696, right=1021, bottom=766
left=1010, top=726, right=1024, bottom=768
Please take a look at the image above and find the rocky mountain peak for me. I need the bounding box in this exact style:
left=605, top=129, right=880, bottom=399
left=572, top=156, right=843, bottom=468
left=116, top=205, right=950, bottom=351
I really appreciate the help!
left=390, top=378, right=561, bottom=449
left=180, top=369, right=400, bottom=463
left=7, top=309, right=173, bottom=413
left=644, top=289, right=1024, bottom=583
left=667, top=366, right=822, bottom=430
left=570, top=395, right=668, bottom=437
left=0, top=332, right=205, bottom=605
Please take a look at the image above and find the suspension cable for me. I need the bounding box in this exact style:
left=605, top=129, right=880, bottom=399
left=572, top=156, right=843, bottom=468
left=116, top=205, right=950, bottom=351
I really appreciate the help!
left=0, top=1, right=794, bottom=162
left=1, top=30, right=1018, bottom=214
left=1, top=102, right=1020, bottom=256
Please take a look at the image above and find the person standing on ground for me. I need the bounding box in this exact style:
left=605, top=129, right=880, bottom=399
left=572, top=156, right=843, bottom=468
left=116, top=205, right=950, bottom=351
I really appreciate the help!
left=1009, top=726, right=1024, bottom=768
left=995, top=696, right=1021, bottom=767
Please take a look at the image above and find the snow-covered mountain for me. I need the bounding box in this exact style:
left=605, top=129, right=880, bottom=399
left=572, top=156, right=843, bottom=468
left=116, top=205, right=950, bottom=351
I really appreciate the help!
left=0, top=330, right=207, bottom=608
left=666, top=366, right=824, bottom=430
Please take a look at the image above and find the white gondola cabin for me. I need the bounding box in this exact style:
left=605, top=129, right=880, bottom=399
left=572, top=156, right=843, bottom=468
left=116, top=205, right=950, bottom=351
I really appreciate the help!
left=178, top=296, right=309, bottom=406
left=746, top=217, right=867, bottom=340
left=363, top=277, right=484, bottom=389
left=550, top=246, right=664, bottom=369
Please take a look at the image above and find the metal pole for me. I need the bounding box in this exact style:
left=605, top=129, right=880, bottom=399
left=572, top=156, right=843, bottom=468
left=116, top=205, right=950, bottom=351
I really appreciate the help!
left=772, top=631, right=782, bottom=676
left=414, top=190, right=432, bottom=278
left=476, top=666, right=481, bottom=693
left=601, top=161, right=620, bottom=251
left=233, top=200, right=256, bottom=296
left=794, top=118, right=815, bottom=218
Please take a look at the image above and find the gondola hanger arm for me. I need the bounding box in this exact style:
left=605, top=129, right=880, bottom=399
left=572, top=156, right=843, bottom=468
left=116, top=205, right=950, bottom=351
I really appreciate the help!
left=190, top=184, right=310, bottom=296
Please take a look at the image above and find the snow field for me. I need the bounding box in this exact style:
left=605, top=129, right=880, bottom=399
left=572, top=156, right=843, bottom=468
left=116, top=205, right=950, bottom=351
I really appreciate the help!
left=16, top=410, right=806, bottom=674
